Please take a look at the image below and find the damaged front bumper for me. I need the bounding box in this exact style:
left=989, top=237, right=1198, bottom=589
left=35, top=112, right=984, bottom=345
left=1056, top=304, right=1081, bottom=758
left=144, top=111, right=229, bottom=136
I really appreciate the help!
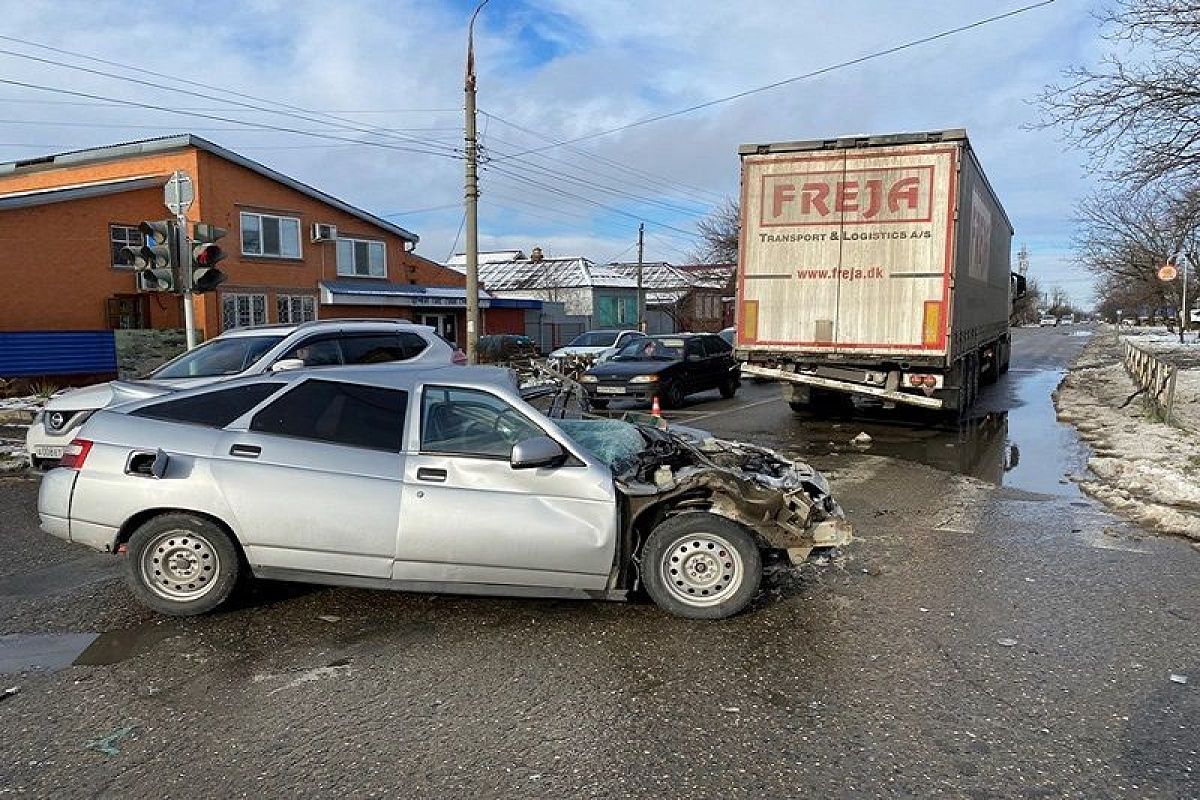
left=619, top=429, right=854, bottom=565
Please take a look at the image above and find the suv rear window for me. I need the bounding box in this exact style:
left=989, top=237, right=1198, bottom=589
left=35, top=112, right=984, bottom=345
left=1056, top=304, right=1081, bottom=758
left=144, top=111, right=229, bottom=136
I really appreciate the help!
left=131, top=383, right=285, bottom=428
left=250, top=379, right=407, bottom=452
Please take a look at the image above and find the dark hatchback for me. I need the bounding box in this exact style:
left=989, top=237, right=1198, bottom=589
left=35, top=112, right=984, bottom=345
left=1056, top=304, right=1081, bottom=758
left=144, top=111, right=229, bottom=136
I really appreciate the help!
left=580, top=333, right=740, bottom=409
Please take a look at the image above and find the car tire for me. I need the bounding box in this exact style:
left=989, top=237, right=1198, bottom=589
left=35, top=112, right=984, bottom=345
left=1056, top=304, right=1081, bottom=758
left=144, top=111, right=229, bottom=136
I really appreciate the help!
left=125, top=513, right=242, bottom=616
left=719, top=375, right=738, bottom=399
left=589, top=398, right=610, bottom=410
left=662, top=380, right=686, bottom=409
left=641, top=513, right=762, bottom=620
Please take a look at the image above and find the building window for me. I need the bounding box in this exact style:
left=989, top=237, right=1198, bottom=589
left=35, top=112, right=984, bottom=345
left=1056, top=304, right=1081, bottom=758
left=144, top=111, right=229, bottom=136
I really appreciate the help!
left=336, top=237, right=386, bottom=278
left=110, top=224, right=146, bottom=267
left=240, top=212, right=301, bottom=258
left=222, top=293, right=268, bottom=331
left=596, top=295, right=638, bottom=327
left=277, top=294, right=317, bottom=324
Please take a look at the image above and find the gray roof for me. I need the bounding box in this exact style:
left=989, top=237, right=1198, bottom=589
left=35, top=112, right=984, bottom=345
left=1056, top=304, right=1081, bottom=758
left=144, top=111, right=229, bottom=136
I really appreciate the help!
left=449, top=255, right=637, bottom=291
left=0, top=175, right=164, bottom=211
left=0, top=134, right=418, bottom=243
left=609, top=261, right=734, bottom=304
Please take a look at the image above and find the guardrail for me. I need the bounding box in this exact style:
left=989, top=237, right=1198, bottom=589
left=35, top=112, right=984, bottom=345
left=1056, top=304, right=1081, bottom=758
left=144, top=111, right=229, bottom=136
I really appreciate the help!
left=1122, top=339, right=1179, bottom=424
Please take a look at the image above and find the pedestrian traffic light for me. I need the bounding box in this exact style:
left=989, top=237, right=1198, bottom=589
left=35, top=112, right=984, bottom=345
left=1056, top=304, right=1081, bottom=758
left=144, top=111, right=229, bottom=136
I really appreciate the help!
left=190, top=222, right=228, bottom=293
left=119, top=220, right=177, bottom=291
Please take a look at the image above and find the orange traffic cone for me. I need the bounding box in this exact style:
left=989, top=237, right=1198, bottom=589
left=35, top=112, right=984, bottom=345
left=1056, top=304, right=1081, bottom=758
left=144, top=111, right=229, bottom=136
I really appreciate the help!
left=651, top=395, right=662, bottom=417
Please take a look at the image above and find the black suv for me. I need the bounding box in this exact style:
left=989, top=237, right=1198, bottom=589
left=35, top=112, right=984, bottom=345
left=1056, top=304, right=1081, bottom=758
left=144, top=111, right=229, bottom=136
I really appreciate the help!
left=580, top=333, right=740, bottom=409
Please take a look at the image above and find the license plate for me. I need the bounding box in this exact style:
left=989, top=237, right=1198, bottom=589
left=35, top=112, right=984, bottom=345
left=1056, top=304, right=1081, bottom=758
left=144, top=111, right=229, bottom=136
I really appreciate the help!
left=596, top=386, right=626, bottom=395
left=34, top=446, right=64, bottom=459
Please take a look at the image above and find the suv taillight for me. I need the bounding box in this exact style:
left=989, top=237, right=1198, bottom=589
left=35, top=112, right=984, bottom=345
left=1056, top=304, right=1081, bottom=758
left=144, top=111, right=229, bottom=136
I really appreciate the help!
left=59, top=439, right=93, bottom=470
left=452, top=349, right=467, bottom=366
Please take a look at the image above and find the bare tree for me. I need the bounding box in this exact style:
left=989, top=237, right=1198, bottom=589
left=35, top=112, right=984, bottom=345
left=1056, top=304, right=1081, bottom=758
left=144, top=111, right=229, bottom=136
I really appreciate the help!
left=1075, top=184, right=1200, bottom=336
left=690, top=198, right=740, bottom=264
left=1035, top=1, right=1200, bottom=187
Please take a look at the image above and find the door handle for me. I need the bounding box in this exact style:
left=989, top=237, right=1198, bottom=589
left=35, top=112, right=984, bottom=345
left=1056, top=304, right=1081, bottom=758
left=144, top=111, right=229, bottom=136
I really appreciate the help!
left=416, top=467, right=447, bottom=482
left=229, top=444, right=261, bottom=459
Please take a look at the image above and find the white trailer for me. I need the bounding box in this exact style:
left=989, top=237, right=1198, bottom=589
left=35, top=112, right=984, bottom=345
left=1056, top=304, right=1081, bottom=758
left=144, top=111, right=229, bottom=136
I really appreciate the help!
left=735, top=129, right=1021, bottom=413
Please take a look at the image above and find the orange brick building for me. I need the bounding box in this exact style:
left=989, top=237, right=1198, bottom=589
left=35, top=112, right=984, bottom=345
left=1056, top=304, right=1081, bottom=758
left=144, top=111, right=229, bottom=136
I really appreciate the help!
left=0, top=135, right=505, bottom=344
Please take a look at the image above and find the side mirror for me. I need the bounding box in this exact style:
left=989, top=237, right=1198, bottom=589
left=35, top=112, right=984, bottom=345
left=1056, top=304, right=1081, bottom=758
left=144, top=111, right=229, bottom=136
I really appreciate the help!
left=510, top=435, right=566, bottom=469
left=270, top=358, right=306, bottom=372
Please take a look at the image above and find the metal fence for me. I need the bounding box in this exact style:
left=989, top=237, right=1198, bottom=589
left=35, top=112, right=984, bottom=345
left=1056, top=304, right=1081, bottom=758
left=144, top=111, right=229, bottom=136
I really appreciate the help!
left=1122, top=339, right=1179, bottom=424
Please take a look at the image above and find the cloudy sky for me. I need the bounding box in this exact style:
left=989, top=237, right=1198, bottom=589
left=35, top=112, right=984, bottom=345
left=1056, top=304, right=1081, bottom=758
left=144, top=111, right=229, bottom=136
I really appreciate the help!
left=0, top=0, right=1104, bottom=302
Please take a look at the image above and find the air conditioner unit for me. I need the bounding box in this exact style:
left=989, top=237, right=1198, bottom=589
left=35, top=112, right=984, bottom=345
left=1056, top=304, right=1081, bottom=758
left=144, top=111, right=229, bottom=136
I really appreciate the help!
left=312, top=222, right=337, bottom=242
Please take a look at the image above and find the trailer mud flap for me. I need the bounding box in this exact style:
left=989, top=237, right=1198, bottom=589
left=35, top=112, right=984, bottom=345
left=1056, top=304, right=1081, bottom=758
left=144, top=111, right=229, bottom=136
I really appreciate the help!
left=741, top=364, right=944, bottom=410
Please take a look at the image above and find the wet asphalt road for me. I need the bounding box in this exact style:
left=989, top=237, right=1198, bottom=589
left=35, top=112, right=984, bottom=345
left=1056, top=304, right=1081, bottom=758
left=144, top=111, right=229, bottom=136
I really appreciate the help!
left=0, top=327, right=1197, bottom=798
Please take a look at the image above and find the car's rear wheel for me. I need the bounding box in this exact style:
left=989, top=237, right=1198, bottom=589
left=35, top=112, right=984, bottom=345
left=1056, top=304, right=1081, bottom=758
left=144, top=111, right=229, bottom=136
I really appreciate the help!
left=125, top=513, right=241, bottom=616
left=642, top=513, right=762, bottom=620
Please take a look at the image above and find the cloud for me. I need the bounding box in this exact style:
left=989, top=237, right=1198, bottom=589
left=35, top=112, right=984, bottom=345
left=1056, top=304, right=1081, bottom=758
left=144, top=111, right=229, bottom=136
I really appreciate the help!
left=0, top=0, right=1100, bottom=302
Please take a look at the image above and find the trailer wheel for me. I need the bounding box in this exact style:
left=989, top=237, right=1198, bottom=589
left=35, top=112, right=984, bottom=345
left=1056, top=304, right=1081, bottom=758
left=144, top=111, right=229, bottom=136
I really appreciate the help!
left=980, top=347, right=1000, bottom=385
left=999, top=340, right=1011, bottom=374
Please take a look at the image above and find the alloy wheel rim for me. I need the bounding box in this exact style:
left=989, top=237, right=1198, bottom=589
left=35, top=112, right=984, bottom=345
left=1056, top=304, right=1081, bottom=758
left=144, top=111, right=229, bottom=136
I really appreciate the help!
left=660, top=531, right=744, bottom=607
left=140, top=529, right=220, bottom=602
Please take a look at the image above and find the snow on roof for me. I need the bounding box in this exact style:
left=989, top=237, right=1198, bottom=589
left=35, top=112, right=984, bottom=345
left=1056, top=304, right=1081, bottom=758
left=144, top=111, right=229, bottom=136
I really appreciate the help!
left=446, top=250, right=526, bottom=266
left=449, top=255, right=637, bottom=290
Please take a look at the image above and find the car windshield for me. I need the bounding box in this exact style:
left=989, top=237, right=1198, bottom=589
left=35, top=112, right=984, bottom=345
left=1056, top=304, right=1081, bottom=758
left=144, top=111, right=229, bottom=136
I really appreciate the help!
left=568, top=331, right=619, bottom=348
left=613, top=337, right=684, bottom=361
left=150, top=335, right=283, bottom=379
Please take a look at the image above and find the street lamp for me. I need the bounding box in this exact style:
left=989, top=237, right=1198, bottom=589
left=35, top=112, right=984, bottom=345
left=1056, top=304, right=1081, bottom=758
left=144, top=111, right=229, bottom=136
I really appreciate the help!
left=463, top=0, right=490, bottom=365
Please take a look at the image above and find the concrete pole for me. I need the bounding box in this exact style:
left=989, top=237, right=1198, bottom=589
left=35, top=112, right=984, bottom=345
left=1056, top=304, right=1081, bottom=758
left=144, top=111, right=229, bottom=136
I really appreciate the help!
left=463, top=1, right=489, bottom=364
left=177, top=214, right=196, bottom=350
left=636, top=223, right=645, bottom=333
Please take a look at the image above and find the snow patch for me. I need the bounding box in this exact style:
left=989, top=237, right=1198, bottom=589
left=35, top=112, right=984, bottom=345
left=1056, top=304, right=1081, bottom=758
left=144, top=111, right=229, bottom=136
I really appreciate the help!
left=1056, top=332, right=1200, bottom=541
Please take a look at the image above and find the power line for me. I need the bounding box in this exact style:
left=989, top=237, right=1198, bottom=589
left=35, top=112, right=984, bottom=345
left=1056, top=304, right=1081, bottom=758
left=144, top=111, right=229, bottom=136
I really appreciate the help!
left=482, top=135, right=711, bottom=218
left=495, top=1, right=1056, bottom=159
left=0, top=37, right=459, bottom=155
left=480, top=109, right=727, bottom=205
left=0, top=77, right=461, bottom=159
left=482, top=162, right=701, bottom=240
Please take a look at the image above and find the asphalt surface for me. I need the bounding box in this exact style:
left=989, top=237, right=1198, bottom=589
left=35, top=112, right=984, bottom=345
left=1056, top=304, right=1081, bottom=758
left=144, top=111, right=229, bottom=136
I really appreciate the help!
left=1, top=326, right=1196, bottom=798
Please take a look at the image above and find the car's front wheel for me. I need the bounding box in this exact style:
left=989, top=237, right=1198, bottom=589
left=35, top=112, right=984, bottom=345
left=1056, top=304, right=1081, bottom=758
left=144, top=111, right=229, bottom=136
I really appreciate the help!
left=641, top=513, right=762, bottom=620
left=719, top=374, right=739, bottom=399
left=125, top=513, right=242, bottom=616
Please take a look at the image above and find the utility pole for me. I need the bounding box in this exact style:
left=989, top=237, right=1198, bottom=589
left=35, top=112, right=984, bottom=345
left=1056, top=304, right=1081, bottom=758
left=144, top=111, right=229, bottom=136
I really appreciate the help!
left=177, top=213, right=196, bottom=349
left=463, top=0, right=489, bottom=364
left=636, top=223, right=645, bottom=333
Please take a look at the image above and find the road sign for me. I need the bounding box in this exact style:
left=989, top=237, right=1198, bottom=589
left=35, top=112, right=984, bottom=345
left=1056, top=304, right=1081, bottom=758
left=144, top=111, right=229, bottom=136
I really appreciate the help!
left=1158, top=264, right=1178, bottom=281
left=164, top=170, right=194, bottom=215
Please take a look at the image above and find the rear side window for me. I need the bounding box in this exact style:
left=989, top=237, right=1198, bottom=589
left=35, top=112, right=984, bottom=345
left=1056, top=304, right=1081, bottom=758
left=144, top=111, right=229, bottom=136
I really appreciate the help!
left=250, top=379, right=407, bottom=452
left=702, top=336, right=731, bottom=356
left=398, top=332, right=429, bottom=359
left=131, top=383, right=285, bottom=428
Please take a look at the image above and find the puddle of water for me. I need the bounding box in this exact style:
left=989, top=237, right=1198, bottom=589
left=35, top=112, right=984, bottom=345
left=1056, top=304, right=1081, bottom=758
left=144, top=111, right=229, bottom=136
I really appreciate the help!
left=1001, top=369, right=1085, bottom=498
left=0, top=632, right=98, bottom=674
left=0, top=623, right=174, bottom=674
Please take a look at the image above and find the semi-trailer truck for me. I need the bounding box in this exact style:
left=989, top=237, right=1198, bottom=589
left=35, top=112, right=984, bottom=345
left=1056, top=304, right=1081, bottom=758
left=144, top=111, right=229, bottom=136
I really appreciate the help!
left=735, top=129, right=1024, bottom=414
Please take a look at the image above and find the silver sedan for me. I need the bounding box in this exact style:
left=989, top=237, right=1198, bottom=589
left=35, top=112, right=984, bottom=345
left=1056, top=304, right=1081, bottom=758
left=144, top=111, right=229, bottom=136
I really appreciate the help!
left=38, top=364, right=851, bottom=619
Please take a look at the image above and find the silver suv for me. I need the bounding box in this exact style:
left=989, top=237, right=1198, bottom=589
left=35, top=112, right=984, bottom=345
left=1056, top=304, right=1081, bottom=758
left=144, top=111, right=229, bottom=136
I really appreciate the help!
left=27, top=319, right=463, bottom=467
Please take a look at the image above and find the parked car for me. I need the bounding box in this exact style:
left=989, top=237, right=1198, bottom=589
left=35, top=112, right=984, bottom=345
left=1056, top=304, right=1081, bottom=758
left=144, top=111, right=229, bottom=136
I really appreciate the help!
left=1039, top=315, right=1058, bottom=327
left=580, top=333, right=740, bottom=409
left=26, top=319, right=462, bottom=468
left=547, top=329, right=646, bottom=370
left=719, top=327, right=736, bottom=346
left=37, top=364, right=852, bottom=620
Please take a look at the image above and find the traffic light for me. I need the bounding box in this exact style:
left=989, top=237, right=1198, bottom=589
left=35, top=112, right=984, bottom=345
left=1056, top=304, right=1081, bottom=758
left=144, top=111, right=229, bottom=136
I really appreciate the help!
left=190, top=222, right=228, bottom=293
left=119, top=220, right=177, bottom=291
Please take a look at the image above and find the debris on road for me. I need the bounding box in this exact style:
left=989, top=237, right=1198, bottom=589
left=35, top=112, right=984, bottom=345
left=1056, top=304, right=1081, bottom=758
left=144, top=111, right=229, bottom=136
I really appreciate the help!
left=1169, top=673, right=1189, bottom=685
left=851, top=432, right=872, bottom=447
left=1, top=686, right=17, bottom=702
left=86, top=723, right=139, bottom=756
left=317, top=615, right=341, bottom=623
left=996, top=638, right=1018, bottom=647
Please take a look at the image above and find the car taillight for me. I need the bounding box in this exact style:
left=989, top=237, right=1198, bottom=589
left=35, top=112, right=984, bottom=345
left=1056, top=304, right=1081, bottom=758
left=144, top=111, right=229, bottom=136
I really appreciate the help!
left=59, top=439, right=93, bottom=470
left=452, top=349, right=467, bottom=366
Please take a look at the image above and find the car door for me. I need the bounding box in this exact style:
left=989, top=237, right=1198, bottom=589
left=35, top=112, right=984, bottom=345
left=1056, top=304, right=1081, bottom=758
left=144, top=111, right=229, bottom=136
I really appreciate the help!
left=682, top=338, right=708, bottom=392
left=397, top=384, right=618, bottom=590
left=702, top=335, right=734, bottom=388
left=209, top=378, right=408, bottom=579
